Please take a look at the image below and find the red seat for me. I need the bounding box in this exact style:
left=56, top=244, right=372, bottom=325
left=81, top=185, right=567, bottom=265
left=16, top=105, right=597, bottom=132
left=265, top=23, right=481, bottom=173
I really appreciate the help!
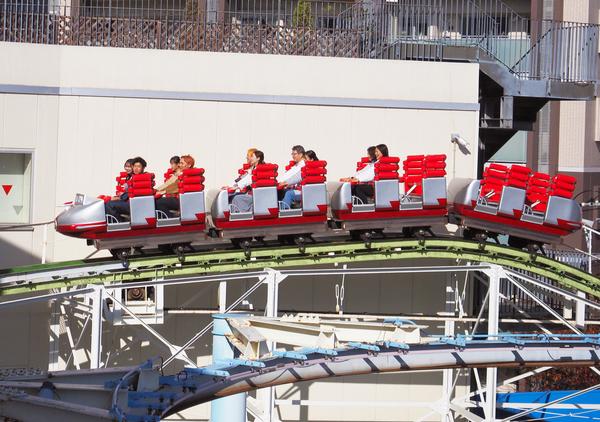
left=115, top=171, right=128, bottom=196
left=129, top=173, right=156, bottom=198
left=403, top=155, right=424, bottom=195
left=178, top=168, right=205, bottom=194
left=252, top=163, right=278, bottom=188
left=480, top=164, right=509, bottom=203
left=284, top=160, right=296, bottom=171
left=163, top=168, right=174, bottom=183
left=301, top=160, right=327, bottom=185
left=423, top=154, right=447, bottom=178
left=375, top=157, right=400, bottom=181
left=506, top=165, right=531, bottom=189
left=526, top=172, right=551, bottom=213
left=356, top=157, right=371, bottom=171
left=549, top=174, right=576, bottom=199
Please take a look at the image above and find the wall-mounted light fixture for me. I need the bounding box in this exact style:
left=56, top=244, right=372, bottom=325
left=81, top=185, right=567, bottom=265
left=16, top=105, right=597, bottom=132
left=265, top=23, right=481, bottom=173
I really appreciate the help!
left=450, top=133, right=470, bottom=149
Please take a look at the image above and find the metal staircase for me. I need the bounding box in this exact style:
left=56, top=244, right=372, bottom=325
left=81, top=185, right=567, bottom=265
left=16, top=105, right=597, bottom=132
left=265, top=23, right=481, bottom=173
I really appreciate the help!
left=338, top=0, right=599, bottom=163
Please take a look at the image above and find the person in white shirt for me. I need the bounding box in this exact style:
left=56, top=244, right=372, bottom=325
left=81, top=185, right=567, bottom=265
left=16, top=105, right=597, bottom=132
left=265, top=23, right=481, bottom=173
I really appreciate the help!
left=340, top=144, right=389, bottom=204
left=281, top=150, right=319, bottom=208
left=278, top=145, right=306, bottom=207
left=231, top=150, right=264, bottom=213
left=222, top=148, right=257, bottom=193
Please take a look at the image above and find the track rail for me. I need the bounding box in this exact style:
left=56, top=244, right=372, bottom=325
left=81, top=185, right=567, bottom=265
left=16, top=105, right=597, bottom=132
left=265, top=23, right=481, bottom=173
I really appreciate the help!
left=165, top=340, right=600, bottom=417
left=1, top=337, right=600, bottom=421
left=1, top=238, right=599, bottom=297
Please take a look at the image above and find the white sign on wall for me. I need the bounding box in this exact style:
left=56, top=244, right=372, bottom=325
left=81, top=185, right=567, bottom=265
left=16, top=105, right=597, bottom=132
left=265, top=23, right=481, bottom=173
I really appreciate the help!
left=0, top=152, right=32, bottom=224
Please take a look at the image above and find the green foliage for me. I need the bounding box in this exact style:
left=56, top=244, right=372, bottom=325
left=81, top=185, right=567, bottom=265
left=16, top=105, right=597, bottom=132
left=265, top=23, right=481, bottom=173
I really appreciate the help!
left=292, top=0, right=314, bottom=28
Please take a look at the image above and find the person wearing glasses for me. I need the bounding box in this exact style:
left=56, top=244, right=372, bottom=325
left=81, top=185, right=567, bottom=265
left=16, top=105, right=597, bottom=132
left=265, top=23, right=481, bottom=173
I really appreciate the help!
left=278, top=145, right=306, bottom=207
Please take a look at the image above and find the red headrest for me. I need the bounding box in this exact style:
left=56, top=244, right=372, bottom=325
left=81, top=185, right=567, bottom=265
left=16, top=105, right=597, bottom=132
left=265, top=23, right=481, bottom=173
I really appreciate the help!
left=285, top=160, right=296, bottom=171
left=132, top=173, right=155, bottom=182
left=553, top=174, right=577, bottom=185
left=510, top=165, right=531, bottom=174
left=304, top=160, right=327, bottom=168
left=182, top=168, right=204, bottom=176
left=255, top=163, right=278, bottom=172
left=532, top=172, right=551, bottom=181
left=485, top=168, right=508, bottom=179
left=379, top=156, right=400, bottom=164
left=360, top=157, right=372, bottom=163
left=405, top=155, right=425, bottom=161
left=487, top=163, right=509, bottom=172
left=424, top=154, right=447, bottom=161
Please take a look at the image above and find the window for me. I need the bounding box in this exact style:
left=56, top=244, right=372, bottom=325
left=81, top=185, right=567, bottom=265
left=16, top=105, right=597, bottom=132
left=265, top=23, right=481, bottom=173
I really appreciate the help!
left=0, top=152, right=32, bottom=224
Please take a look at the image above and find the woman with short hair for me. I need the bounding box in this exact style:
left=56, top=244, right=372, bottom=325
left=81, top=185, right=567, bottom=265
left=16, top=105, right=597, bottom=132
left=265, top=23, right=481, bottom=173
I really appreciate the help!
left=155, top=155, right=195, bottom=218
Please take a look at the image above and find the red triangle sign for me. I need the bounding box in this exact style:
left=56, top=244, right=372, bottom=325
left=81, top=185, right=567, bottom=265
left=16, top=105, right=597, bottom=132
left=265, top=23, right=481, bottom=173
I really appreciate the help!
left=2, top=185, right=12, bottom=195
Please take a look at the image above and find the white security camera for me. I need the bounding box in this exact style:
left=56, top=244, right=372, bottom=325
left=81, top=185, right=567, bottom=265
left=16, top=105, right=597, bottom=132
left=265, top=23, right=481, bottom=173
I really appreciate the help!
left=451, top=133, right=470, bottom=148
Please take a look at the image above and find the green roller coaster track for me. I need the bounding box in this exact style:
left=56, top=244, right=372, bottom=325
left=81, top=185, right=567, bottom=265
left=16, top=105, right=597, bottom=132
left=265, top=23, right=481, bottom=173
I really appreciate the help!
left=1, top=238, right=599, bottom=298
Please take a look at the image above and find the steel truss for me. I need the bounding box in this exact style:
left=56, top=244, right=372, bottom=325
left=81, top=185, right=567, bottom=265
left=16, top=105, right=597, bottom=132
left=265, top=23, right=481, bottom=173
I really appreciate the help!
left=1, top=261, right=600, bottom=421
left=1, top=238, right=599, bottom=297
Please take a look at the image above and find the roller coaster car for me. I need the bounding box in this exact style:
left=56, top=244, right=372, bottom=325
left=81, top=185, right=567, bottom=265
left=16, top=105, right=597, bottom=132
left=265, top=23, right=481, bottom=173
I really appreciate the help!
left=331, top=155, right=448, bottom=231
left=452, top=164, right=582, bottom=245
left=55, top=170, right=208, bottom=251
left=211, top=161, right=329, bottom=239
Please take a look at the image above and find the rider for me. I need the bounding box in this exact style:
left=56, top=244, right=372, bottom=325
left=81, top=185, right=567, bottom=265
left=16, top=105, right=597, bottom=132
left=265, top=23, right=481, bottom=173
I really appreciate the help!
left=155, top=155, right=195, bottom=218
left=278, top=145, right=306, bottom=208
left=340, top=144, right=388, bottom=204
left=105, top=156, right=147, bottom=221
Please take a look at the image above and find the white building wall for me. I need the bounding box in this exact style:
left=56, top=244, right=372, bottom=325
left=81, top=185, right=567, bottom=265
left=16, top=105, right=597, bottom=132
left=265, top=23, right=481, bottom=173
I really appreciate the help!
left=0, top=42, right=479, bottom=264
left=0, top=43, right=479, bottom=421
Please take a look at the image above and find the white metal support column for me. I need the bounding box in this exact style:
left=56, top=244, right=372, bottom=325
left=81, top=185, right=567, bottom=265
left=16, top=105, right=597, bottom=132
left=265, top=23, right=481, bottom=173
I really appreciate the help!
left=579, top=227, right=594, bottom=328
left=48, top=298, right=61, bottom=371
left=90, top=286, right=103, bottom=369
left=485, top=267, right=500, bottom=422
left=218, top=281, right=227, bottom=313
left=257, top=270, right=285, bottom=422
left=441, top=277, right=456, bottom=422
left=576, top=291, right=587, bottom=329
